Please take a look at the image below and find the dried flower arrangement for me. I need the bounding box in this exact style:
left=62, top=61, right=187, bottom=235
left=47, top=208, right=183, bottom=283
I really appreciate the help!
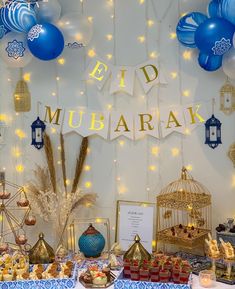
left=27, top=133, right=96, bottom=248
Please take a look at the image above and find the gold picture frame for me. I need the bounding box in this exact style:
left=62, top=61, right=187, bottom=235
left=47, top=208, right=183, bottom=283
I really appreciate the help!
left=67, top=218, right=111, bottom=253
left=115, top=200, right=156, bottom=252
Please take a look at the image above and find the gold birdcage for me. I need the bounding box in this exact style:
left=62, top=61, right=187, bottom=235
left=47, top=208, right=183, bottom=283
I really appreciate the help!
left=14, top=69, right=31, bottom=112
left=156, top=167, right=212, bottom=250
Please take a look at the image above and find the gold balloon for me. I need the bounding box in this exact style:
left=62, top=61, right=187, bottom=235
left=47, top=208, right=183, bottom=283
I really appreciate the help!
left=123, top=234, right=151, bottom=263
left=29, top=233, right=55, bottom=264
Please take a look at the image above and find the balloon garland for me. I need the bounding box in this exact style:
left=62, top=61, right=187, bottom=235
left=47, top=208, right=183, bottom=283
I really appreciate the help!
left=176, top=0, right=235, bottom=76
left=0, top=0, right=93, bottom=66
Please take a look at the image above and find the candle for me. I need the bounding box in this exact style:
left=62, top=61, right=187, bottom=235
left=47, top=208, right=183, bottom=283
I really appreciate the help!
left=199, top=270, right=216, bottom=288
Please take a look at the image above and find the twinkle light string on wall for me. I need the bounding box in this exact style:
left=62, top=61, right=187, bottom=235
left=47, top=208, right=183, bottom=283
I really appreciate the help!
left=9, top=68, right=27, bottom=186
left=81, top=0, right=94, bottom=192
left=144, top=0, right=152, bottom=201
left=111, top=0, right=120, bottom=204
left=176, top=0, right=186, bottom=169
left=148, top=0, right=174, bottom=197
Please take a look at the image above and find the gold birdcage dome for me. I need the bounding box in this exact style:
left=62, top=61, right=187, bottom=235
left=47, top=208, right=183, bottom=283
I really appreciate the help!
left=156, top=167, right=212, bottom=250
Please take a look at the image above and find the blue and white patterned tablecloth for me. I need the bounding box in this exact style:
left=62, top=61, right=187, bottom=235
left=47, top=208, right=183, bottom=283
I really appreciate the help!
left=74, top=275, right=234, bottom=289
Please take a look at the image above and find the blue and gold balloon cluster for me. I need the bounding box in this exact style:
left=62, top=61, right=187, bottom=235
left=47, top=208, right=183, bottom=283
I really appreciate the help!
left=0, top=0, right=64, bottom=65
left=176, top=0, right=235, bottom=74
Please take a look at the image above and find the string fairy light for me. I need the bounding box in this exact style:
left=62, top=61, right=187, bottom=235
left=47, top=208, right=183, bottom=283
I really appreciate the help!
left=111, top=0, right=119, bottom=197
left=81, top=0, right=94, bottom=191
left=150, top=0, right=175, bottom=198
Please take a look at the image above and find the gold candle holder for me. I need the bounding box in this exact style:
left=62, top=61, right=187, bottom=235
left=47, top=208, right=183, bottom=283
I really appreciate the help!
left=199, top=270, right=216, bottom=288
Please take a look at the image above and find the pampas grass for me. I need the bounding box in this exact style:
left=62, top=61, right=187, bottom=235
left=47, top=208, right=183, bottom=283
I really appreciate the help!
left=60, top=133, right=67, bottom=194
left=71, top=137, right=88, bottom=194
left=28, top=135, right=96, bottom=249
left=44, top=133, right=57, bottom=194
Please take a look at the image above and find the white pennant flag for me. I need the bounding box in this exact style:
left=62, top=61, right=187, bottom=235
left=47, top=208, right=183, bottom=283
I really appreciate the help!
left=136, top=60, right=167, bottom=94
left=110, top=66, right=135, bottom=95
left=63, top=107, right=109, bottom=139
left=134, top=110, right=159, bottom=139
left=85, top=57, right=111, bottom=90
left=43, top=105, right=64, bottom=131
left=183, top=102, right=207, bottom=131
left=110, top=112, right=134, bottom=140
left=160, top=105, right=186, bottom=138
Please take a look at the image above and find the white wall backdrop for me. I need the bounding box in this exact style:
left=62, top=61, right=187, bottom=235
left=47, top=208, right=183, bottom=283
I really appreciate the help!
left=0, top=0, right=235, bottom=248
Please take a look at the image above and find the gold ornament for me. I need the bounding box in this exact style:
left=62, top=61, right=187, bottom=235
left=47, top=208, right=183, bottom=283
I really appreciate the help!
left=220, top=78, right=235, bottom=115
left=14, top=68, right=31, bottom=112
left=123, top=234, right=151, bottom=263
left=163, top=210, right=172, bottom=219
left=156, top=167, right=212, bottom=250
left=188, top=209, right=202, bottom=220
left=0, top=178, right=33, bottom=252
left=228, top=143, right=235, bottom=167
left=29, top=233, right=55, bottom=264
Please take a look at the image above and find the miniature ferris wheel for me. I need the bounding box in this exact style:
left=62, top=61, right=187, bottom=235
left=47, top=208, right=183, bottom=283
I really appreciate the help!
left=0, top=176, right=36, bottom=252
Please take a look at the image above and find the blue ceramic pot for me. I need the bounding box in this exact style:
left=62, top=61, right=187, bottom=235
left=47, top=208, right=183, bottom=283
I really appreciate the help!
left=78, top=224, right=105, bottom=258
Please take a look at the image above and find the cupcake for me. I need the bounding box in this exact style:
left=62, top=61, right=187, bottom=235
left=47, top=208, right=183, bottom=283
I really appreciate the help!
left=3, top=269, right=13, bottom=281
left=33, top=264, right=44, bottom=272
left=22, top=272, right=30, bottom=280
left=93, top=272, right=107, bottom=285
left=63, top=268, right=72, bottom=278
left=16, top=267, right=26, bottom=276
left=102, top=267, right=111, bottom=282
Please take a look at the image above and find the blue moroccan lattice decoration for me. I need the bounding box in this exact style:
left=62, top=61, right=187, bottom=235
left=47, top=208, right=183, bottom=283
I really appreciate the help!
left=6, top=39, right=25, bottom=59
left=212, top=38, right=231, bottom=55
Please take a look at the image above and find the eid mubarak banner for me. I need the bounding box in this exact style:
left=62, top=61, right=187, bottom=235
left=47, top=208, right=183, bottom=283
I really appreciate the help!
left=85, top=58, right=167, bottom=95
left=42, top=103, right=208, bottom=140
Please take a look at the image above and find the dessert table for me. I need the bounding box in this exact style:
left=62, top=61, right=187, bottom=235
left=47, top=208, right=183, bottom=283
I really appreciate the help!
left=74, top=274, right=234, bottom=289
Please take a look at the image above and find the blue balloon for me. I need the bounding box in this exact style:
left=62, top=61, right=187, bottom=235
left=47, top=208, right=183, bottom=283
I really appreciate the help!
left=27, top=23, right=64, bottom=61
left=195, top=17, right=235, bottom=56
left=0, top=9, right=10, bottom=39
left=198, top=52, right=222, bottom=71
left=176, top=12, right=207, bottom=48
left=221, top=0, right=235, bottom=26
left=207, top=0, right=222, bottom=17
left=1, top=2, right=36, bottom=33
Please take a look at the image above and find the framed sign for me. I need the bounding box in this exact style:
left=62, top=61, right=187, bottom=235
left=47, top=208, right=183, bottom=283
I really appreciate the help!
left=115, top=200, right=156, bottom=253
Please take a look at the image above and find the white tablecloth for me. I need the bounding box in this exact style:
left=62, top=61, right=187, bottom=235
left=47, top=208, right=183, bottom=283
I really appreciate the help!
left=74, top=274, right=235, bottom=289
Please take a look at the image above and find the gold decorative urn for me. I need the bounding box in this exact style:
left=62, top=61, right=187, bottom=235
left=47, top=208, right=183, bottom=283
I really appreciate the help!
left=123, top=234, right=151, bottom=262
left=29, top=233, right=55, bottom=264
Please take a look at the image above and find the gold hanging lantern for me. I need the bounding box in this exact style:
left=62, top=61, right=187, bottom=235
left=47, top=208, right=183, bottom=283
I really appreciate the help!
left=156, top=167, right=212, bottom=251
left=29, top=233, right=55, bottom=264
left=228, top=143, right=235, bottom=167
left=123, top=234, right=151, bottom=262
left=220, top=78, right=235, bottom=115
left=14, top=68, right=31, bottom=112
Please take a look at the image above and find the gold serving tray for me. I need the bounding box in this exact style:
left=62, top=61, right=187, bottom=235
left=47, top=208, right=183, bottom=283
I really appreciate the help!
left=79, top=272, right=116, bottom=288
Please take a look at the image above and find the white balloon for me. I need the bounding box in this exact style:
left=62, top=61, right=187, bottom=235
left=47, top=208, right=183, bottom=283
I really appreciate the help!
left=222, top=48, right=235, bottom=80
left=58, top=13, right=93, bottom=46
left=0, top=32, right=32, bottom=68
left=35, top=0, right=61, bottom=23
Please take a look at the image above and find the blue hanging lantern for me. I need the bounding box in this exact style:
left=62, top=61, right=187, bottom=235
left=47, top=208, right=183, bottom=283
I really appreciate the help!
left=205, top=114, right=222, bottom=149
left=31, top=117, right=46, bottom=150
